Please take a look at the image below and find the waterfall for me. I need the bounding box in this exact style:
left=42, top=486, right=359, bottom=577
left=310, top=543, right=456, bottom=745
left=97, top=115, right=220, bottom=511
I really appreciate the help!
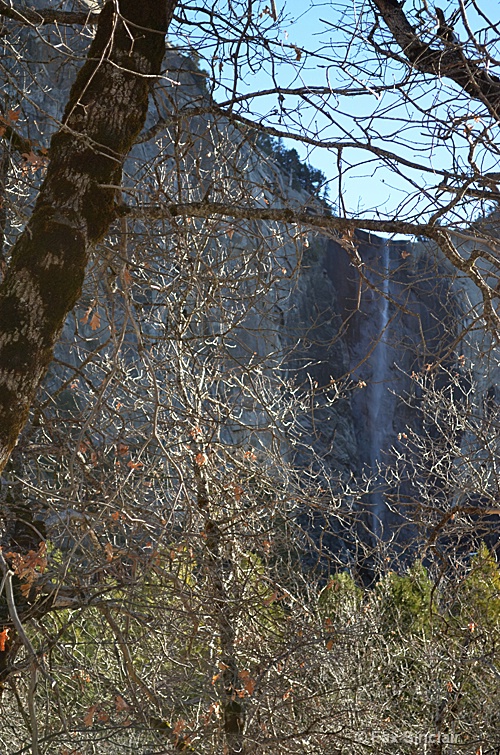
left=369, top=239, right=390, bottom=540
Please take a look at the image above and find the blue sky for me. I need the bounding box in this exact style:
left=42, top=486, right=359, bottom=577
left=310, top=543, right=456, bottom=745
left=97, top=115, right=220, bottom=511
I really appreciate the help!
left=266, top=0, right=500, bottom=220
left=175, top=0, right=500, bottom=224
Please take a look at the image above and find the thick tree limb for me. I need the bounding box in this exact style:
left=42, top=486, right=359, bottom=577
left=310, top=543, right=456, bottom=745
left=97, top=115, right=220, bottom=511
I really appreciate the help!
left=119, top=198, right=468, bottom=242
left=124, top=200, right=500, bottom=331
left=371, top=0, right=500, bottom=117
left=0, top=0, right=176, bottom=473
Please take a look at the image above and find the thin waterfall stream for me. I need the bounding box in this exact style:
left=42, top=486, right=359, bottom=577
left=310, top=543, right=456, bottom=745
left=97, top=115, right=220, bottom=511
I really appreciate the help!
left=369, top=239, right=390, bottom=540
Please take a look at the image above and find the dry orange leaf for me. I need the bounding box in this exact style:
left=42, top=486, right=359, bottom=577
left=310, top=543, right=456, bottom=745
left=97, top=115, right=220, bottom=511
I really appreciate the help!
left=83, top=705, right=97, bottom=727
left=5, top=543, right=47, bottom=589
left=21, top=149, right=47, bottom=172
left=239, top=671, right=255, bottom=695
left=127, top=459, right=143, bottom=470
left=115, top=695, right=129, bottom=713
left=89, top=311, right=101, bottom=330
left=20, top=581, right=32, bottom=598
left=244, top=678, right=256, bottom=695
left=0, top=628, right=10, bottom=652
left=117, top=442, right=129, bottom=456
left=262, top=539, right=272, bottom=554
left=264, top=591, right=278, bottom=605
left=122, top=267, right=133, bottom=287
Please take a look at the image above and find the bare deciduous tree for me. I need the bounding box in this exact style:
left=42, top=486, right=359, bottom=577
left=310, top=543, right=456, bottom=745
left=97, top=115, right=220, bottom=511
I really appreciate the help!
left=1, top=2, right=500, bottom=754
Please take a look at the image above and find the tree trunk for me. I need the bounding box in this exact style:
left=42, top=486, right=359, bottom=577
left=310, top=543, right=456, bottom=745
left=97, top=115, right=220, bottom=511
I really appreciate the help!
left=205, top=518, right=245, bottom=755
left=195, top=455, right=245, bottom=753
left=0, top=0, right=177, bottom=689
left=0, top=0, right=176, bottom=473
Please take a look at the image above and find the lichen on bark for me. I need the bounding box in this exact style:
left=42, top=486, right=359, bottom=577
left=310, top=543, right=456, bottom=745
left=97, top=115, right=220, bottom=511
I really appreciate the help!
left=0, top=0, right=177, bottom=473
left=0, top=0, right=177, bottom=693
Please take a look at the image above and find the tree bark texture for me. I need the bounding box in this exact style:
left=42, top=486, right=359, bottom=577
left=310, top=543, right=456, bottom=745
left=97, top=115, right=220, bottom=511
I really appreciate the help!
left=205, top=518, right=245, bottom=755
left=195, top=458, right=245, bottom=753
left=372, top=0, right=500, bottom=117
left=0, top=0, right=176, bottom=474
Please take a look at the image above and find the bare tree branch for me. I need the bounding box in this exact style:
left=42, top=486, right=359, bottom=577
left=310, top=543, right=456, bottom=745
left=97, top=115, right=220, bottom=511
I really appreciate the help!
left=122, top=199, right=500, bottom=332
left=371, top=0, right=500, bottom=117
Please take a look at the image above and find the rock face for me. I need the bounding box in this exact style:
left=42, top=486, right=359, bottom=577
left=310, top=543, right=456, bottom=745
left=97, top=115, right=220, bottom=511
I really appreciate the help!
left=282, top=231, right=465, bottom=556
left=3, top=10, right=494, bottom=565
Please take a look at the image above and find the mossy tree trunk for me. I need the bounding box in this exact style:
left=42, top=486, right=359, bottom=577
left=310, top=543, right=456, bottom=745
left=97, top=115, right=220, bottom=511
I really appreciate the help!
left=0, top=0, right=177, bottom=686
left=0, top=0, right=176, bottom=473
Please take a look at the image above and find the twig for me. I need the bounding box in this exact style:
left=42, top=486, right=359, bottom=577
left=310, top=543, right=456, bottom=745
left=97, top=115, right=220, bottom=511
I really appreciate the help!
left=0, top=549, right=39, bottom=755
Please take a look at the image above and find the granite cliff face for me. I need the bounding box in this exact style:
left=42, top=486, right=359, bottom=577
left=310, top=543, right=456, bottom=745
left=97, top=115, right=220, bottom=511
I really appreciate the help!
left=282, top=231, right=466, bottom=553
left=3, top=7, right=495, bottom=564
